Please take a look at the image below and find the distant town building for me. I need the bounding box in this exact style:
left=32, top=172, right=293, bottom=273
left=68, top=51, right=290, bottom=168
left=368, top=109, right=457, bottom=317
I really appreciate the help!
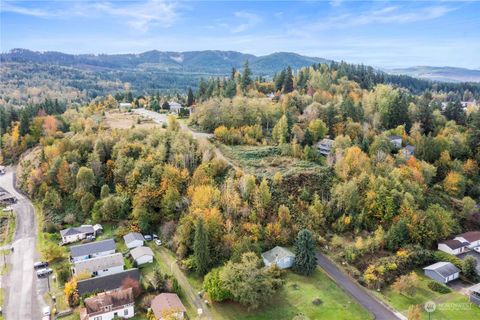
left=80, top=287, right=134, bottom=320
left=261, top=246, right=295, bottom=269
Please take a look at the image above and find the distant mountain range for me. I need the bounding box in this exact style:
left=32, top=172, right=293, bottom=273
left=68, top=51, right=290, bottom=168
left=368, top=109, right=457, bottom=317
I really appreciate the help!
left=387, top=66, right=480, bottom=83
left=1, top=48, right=330, bottom=76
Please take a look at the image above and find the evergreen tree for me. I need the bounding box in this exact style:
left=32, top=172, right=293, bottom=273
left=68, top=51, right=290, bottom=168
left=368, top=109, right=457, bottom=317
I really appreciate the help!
left=293, top=229, right=317, bottom=276
left=275, top=69, right=286, bottom=92
left=187, top=88, right=194, bottom=106
left=126, top=91, right=134, bottom=103
left=224, top=80, right=237, bottom=98
left=443, top=100, right=466, bottom=125
left=194, top=218, right=210, bottom=276
left=19, top=110, right=30, bottom=136
left=241, top=60, right=252, bottom=91
left=162, top=101, right=170, bottom=110
left=283, top=66, right=294, bottom=93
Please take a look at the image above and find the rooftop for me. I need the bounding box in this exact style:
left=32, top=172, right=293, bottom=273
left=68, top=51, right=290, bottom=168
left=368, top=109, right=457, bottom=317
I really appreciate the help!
left=151, top=293, right=186, bottom=319
left=457, top=231, right=480, bottom=243
left=424, top=261, right=460, bottom=277
left=83, top=287, right=133, bottom=316
left=74, top=253, right=124, bottom=274
left=261, top=246, right=295, bottom=264
left=70, top=239, right=116, bottom=258
left=440, top=239, right=468, bottom=250
left=60, top=225, right=94, bottom=237
left=130, top=246, right=154, bottom=260
left=77, top=268, right=140, bottom=295
left=123, top=232, right=144, bottom=244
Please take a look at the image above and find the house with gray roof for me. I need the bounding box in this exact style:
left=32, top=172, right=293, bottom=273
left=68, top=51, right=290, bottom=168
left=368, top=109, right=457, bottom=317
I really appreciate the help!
left=70, top=239, right=116, bottom=262
left=77, top=268, right=140, bottom=296
left=387, top=135, right=402, bottom=148
left=123, top=232, right=144, bottom=249
left=73, top=253, right=124, bottom=277
left=261, top=246, right=295, bottom=269
left=60, top=225, right=95, bottom=244
left=130, top=246, right=154, bottom=266
left=424, top=262, right=460, bottom=284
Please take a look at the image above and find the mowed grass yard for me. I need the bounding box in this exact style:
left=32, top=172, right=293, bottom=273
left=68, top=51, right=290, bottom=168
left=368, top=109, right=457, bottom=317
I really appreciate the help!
left=217, top=144, right=324, bottom=177
left=375, top=270, right=480, bottom=320
left=210, top=268, right=372, bottom=320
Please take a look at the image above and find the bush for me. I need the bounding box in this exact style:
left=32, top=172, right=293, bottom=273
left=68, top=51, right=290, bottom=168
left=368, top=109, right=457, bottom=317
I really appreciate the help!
left=312, top=298, right=322, bottom=305
left=427, top=281, right=451, bottom=294
left=433, top=251, right=463, bottom=269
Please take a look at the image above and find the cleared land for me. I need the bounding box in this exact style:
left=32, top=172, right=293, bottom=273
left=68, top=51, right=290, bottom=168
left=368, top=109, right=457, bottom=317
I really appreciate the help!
left=217, top=144, right=324, bottom=177
left=104, top=110, right=163, bottom=130
left=375, top=270, right=480, bottom=320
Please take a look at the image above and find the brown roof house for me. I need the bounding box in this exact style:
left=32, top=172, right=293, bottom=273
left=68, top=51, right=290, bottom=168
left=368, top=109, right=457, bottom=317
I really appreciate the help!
left=151, top=293, right=187, bottom=320
left=80, top=287, right=134, bottom=320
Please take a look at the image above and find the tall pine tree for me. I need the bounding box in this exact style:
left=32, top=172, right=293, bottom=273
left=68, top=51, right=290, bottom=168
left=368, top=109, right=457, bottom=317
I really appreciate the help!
left=241, top=60, right=252, bottom=92
left=283, top=66, right=294, bottom=93
left=187, top=88, right=194, bottom=106
left=194, top=218, right=210, bottom=276
left=293, top=229, right=317, bottom=276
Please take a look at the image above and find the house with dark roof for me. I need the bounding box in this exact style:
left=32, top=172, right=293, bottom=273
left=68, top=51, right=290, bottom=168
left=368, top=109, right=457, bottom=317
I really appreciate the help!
left=60, top=225, right=95, bottom=244
left=316, top=138, right=334, bottom=157
left=123, top=232, right=144, bottom=249
left=438, top=231, right=480, bottom=255
left=261, top=246, right=296, bottom=269
left=80, top=287, right=134, bottom=320
left=77, top=268, right=140, bottom=296
left=70, top=239, right=116, bottom=262
left=73, top=253, right=124, bottom=277
left=424, top=262, right=460, bottom=284
left=151, top=293, right=186, bottom=320
left=456, top=231, right=480, bottom=249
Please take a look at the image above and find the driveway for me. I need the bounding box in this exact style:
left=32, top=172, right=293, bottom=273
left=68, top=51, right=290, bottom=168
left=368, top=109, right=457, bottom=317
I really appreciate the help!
left=0, top=166, right=45, bottom=319
left=316, top=251, right=404, bottom=320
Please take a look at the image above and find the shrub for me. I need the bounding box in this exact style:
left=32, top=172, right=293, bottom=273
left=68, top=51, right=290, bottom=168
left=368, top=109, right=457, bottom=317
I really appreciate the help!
left=433, top=251, right=463, bottom=269
left=312, top=298, right=322, bottom=305
left=427, top=281, right=451, bottom=294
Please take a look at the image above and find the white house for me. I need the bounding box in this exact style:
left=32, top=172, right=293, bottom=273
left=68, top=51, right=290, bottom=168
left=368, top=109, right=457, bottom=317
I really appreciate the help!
left=60, top=225, right=95, bottom=244
left=70, top=239, right=116, bottom=263
left=424, top=262, right=460, bottom=284
left=130, top=246, right=154, bottom=266
left=80, top=287, right=134, bottom=320
left=261, top=246, right=296, bottom=269
left=123, top=232, right=144, bottom=249
left=73, top=253, right=124, bottom=277
left=455, top=231, right=480, bottom=249
left=151, top=293, right=186, bottom=320
left=387, top=135, right=402, bottom=149
left=168, top=102, right=182, bottom=114
left=438, top=231, right=480, bottom=255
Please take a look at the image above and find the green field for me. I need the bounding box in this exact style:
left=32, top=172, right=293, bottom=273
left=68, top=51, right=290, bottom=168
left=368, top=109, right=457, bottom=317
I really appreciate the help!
left=0, top=208, right=16, bottom=246
left=217, top=144, right=324, bottom=177
left=375, top=270, right=480, bottom=320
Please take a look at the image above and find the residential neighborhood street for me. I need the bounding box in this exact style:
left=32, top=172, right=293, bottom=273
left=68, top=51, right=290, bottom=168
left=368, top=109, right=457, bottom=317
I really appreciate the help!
left=315, top=251, right=404, bottom=320
left=0, top=166, right=44, bottom=320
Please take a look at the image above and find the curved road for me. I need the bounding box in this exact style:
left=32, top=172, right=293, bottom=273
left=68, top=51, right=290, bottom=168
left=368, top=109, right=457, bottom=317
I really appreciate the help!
left=0, top=166, right=44, bottom=320
left=316, top=252, right=404, bottom=320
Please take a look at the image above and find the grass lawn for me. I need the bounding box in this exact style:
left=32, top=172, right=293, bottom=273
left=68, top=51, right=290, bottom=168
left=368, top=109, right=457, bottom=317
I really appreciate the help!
left=375, top=270, right=480, bottom=320
left=210, top=268, right=372, bottom=320
left=217, top=144, right=324, bottom=177
left=0, top=209, right=16, bottom=246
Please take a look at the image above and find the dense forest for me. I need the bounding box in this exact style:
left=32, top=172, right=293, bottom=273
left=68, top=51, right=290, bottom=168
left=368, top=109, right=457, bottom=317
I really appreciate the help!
left=1, top=57, right=480, bottom=309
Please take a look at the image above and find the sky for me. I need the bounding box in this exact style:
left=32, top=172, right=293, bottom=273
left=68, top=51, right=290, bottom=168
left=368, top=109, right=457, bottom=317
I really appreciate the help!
left=1, top=0, right=479, bottom=69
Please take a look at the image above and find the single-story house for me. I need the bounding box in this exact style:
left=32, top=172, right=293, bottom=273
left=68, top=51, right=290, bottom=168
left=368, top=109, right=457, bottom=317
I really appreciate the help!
left=70, top=239, right=116, bottom=262
left=130, top=246, right=154, bottom=266
left=438, top=239, right=470, bottom=256
left=423, top=262, right=460, bottom=284
left=168, top=102, right=182, bottom=114
left=151, top=293, right=186, bottom=320
left=60, top=225, right=95, bottom=244
left=119, top=102, right=132, bottom=110
left=468, top=283, right=480, bottom=306
left=80, top=287, right=134, bottom=320
left=73, top=253, right=124, bottom=277
left=77, top=268, right=140, bottom=296
left=124, top=232, right=144, bottom=249
left=387, top=135, right=402, bottom=149
left=316, top=138, right=334, bottom=157
left=261, top=246, right=295, bottom=269
left=438, top=231, right=480, bottom=255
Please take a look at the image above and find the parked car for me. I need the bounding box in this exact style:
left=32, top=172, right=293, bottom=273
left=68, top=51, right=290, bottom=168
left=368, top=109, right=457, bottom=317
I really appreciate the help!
left=33, top=261, right=48, bottom=269
left=36, top=268, right=53, bottom=278
left=42, top=306, right=51, bottom=316
left=153, top=234, right=159, bottom=239
left=144, top=235, right=153, bottom=241
left=154, top=239, right=162, bottom=246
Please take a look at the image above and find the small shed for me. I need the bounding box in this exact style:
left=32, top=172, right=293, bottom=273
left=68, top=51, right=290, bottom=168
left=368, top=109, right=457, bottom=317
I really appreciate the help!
left=130, top=246, right=154, bottom=265
left=261, top=246, right=295, bottom=269
left=124, top=232, right=144, bottom=249
left=423, top=262, right=460, bottom=284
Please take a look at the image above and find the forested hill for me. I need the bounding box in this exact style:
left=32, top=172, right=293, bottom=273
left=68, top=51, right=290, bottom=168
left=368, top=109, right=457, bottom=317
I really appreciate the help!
left=1, top=49, right=329, bottom=75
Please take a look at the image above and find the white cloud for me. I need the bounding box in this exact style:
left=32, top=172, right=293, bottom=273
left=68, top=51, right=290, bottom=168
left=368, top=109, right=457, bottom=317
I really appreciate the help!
left=1, top=1, right=53, bottom=17
left=230, top=11, right=261, bottom=33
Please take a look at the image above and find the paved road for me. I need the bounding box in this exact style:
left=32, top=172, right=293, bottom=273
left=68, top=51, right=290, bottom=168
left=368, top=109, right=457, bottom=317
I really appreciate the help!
left=315, top=251, right=405, bottom=320
left=156, top=247, right=212, bottom=320
left=0, top=166, right=45, bottom=320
